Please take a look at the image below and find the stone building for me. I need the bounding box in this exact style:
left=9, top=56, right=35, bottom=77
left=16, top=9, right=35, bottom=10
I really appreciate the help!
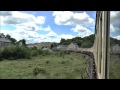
left=56, top=45, right=68, bottom=50
left=0, top=33, right=11, bottom=47
left=67, top=42, right=79, bottom=50
left=110, top=44, right=120, bottom=54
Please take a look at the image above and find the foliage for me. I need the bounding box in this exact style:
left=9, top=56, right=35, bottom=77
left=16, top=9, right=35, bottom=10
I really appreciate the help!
left=81, top=41, right=93, bottom=48
left=60, top=38, right=66, bottom=44
left=1, top=45, right=31, bottom=60
left=110, top=37, right=120, bottom=46
left=5, top=34, right=28, bottom=46
left=17, top=39, right=27, bottom=47
left=0, top=53, right=89, bottom=79
left=109, top=54, right=120, bottom=79
left=59, top=34, right=120, bottom=48
left=30, top=49, right=39, bottom=57
left=42, top=50, right=51, bottom=56
left=50, top=42, right=59, bottom=49
left=33, top=67, right=46, bottom=76
left=59, top=34, right=95, bottom=48
left=55, top=50, right=69, bottom=58
left=31, top=46, right=37, bottom=50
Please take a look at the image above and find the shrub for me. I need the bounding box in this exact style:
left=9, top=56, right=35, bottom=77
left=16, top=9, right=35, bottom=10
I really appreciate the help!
left=55, top=50, right=67, bottom=57
left=33, top=67, right=46, bottom=76
left=2, top=45, right=31, bottom=60
left=38, top=50, right=43, bottom=55
left=45, top=61, right=49, bottom=64
left=61, top=60, right=69, bottom=64
left=64, top=51, right=70, bottom=55
left=70, top=57, right=74, bottom=60
left=2, top=46, right=14, bottom=59
left=30, top=49, right=39, bottom=57
left=31, top=46, right=37, bottom=50
left=42, top=50, right=51, bottom=56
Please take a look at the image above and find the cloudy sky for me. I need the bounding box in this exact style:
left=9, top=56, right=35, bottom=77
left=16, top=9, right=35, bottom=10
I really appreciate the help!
left=0, top=11, right=120, bottom=44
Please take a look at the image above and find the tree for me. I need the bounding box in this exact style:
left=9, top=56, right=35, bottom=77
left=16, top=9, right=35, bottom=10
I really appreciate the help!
left=77, top=40, right=83, bottom=47
left=21, top=39, right=26, bottom=46
left=60, top=38, right=66, bottom=44
left=18, top=39, right=26, bottom=46
left=50, top=43, right=54, bottom=49
left=10, top=38, right=17, bottom=45
left=6, top=34, right=17, bottom=45
left=81, top=41, right=93, bottom=48
left=6, top=34, right=11, bottom=39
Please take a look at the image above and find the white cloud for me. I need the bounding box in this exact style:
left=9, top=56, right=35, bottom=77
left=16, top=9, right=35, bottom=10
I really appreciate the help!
left=1, top=11, right=85, bottom=43
left=1, top=27, right=59, bottom=43
left=110, top=11, right=120, bottom=33
left=60, top=34, right=75, bottom=40
left=113, top=35, right=120, bottom=40
left=52, top=11, right=94, bottom=37
left=46, top=31, right=57, bottom=37
left=110, top=11, right=120, bottom=24
left=71, top=25, right=93, bottom=37
left=39, top=25, right=52, bottom=31
left=0, top=11, right=46, bottom=25
left=0, top=11, right=58, bottom=43
left=110, top=24, right=120, bottom=32
left=0, top=11, right=48, bottom=33
left=1, top=28, right=76, bottom=44
left=53, top=11, right=94, bottom=26
left=36, top=16, right=46, bottom=24
left=71, top=25, right=88, bottom=32
left=0, top=11, right=12, bottom=16
left=15, top=23, right=40, bottom=31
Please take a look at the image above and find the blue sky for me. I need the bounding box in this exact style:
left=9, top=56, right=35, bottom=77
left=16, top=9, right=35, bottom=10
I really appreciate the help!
left=0, top=11, right=120, bottom=44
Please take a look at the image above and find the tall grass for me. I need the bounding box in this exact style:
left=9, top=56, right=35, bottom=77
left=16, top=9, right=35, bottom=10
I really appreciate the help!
left=0, top=53, right=89, bottom=79
left=0, top=45, right=55, bottom=60
left=109, top=54, right=120, bottom=79
left=0, top=45, right=31, bottom=60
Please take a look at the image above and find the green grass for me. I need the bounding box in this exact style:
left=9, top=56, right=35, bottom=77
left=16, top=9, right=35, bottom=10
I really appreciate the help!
left=0, top=53, right=89, bottom=79
left=109, top=54, right=120, bottom=79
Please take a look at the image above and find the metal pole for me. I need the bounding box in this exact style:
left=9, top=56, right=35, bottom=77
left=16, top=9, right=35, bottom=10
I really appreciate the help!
left=105, top=11, right=110, bottom=79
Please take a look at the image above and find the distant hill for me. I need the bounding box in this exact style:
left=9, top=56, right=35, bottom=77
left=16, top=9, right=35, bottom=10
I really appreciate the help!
left=27, top=42, right=52, bottom=49
left=27, top=34, right=120, bottom=49
left=110, top=37, right=120, bottom=46
left=59, top=34, right=120, bottom=48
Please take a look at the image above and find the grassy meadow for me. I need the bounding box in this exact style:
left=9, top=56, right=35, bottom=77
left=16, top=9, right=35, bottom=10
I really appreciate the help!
left=0, top=53, right=89, bottom=79
left=0, top=45, right=119, bottom=79
left=109, top=54, right=120, bottom=79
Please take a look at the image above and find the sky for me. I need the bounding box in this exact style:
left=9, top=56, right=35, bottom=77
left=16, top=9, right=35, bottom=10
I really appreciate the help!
left=0, top=11, right=120, bottom=44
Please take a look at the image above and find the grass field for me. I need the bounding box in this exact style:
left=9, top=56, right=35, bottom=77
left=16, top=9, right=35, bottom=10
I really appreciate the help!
left=0, top=53, right=89, bottom=79
left=0, top=52, right=119, bottom=79
left=109, top=54, right=120, bottom=79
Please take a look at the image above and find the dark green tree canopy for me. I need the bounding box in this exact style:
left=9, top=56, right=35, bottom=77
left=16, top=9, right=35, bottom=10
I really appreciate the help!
left=57, top=34, right=120, bottom=48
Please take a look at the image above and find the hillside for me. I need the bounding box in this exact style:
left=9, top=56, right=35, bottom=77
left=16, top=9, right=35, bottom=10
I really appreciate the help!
left=26, top=34, right=120, bottom=49
left=27, top=42, right=52, bottom=49
left=59, top=34, right=120, bottom=48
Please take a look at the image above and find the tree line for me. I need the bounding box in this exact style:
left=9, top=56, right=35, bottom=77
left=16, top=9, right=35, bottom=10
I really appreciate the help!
left=5, top=34, right=27, bottom=47
left=51, top=34, right=120, bottom=48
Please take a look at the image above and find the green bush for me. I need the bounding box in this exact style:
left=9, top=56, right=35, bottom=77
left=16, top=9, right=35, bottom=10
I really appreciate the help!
left=30, top=49, right=39, bottom=57
left=33, top=67, right=46, bottom=76
left=42, top=50, right=51, bottom=56
left=64, top=51, right=70, bottom=55
left=38, top=50, right=43, bottom=55
left=31, top=46, right=37, bottom=50
left=0, top=45, right=53, bottom=60
left=2, top=45, right=31, bottom=60
left=61, top=60, right=69, bottom=64
left=55, top=50, right=69, bottom=57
